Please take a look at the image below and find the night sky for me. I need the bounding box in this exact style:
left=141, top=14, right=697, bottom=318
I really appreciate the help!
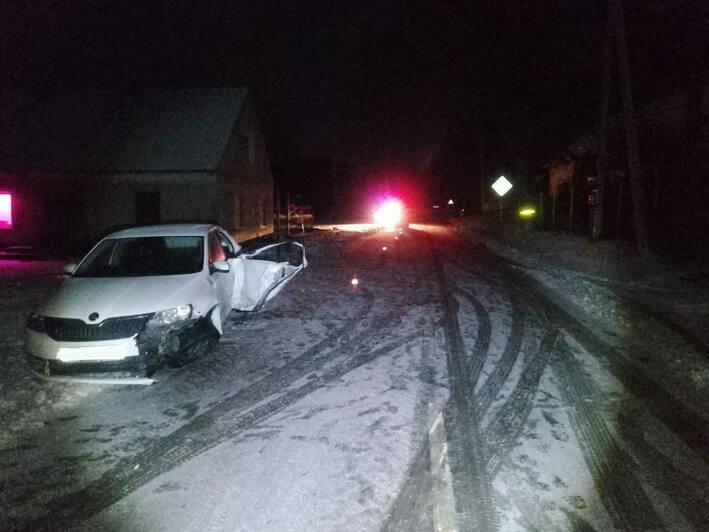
left=1, top=0, right=707, bottom=210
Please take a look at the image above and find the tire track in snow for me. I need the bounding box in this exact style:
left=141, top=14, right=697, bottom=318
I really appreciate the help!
left=616, top=411, right=709, bottom=530
left=542, top=293, right=709, bottom=464
left=440, top=236, right=706, bottom=528
left=446, top=252, right=529, bottom=418
left=452, top=286, right=491, bottom=387
left=430, top=240, right=496, bottom=532
left=487, top=247, right=709, bottom=464
left=496, top=255, right=709, bottom=361
left=447, top=250, right=544, bottom=474
left=458, top=286, right=526, bottom=416
left=31, top=328, right=424, bottom=529
left=485, top=324, right=559, bottom=477
left=477, top=243, right=708, bottom=527
left=551, top=339, right=664, bottom=532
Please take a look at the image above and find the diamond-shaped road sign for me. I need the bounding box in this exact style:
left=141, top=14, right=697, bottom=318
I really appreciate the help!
left=491, top=176, right=513, bottom=197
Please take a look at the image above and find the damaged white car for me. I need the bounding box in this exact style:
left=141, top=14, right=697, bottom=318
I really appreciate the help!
left=26, top=224, right=306, bottom=381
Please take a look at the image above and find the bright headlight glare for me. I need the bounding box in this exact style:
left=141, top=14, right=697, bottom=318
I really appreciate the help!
left=374, top=199, right=403, bottom=230
left=148, top=305, right=192, bottom=327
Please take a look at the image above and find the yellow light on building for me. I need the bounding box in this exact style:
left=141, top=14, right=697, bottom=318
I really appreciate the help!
left=518, top=206, right=537, bottom=218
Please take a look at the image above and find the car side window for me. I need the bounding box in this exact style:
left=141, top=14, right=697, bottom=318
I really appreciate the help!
left=208, top=232, right=226, bottom=263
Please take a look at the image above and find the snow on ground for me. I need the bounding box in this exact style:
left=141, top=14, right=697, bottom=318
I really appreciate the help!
left=0, top=261, right=79, bottom=441
left=463, top=221, right=709, bottom=412
left=447, top=219, right=709, bottom=530
left=0, top=230, right=452, bottom=530
left=3, top=224, right=709, bottom=530
left=85, top=333, right=449, bottom=531
left=492, top=365, right=615, bottom=532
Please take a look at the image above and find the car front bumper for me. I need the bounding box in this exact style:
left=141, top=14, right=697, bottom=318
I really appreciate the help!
left=25, top=316, right=220, bottom=380
left=25, top=329, right=149, bottom=381
left=26, top=329, right=140, bottom=363
left=26, top=352, right=146, bottom=376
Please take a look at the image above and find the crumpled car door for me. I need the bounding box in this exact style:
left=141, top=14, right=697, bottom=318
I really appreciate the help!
left=231, top=241, right=307, bottom=311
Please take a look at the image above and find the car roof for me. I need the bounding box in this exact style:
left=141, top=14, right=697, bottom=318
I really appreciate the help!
left=105, top=224, right=218, bottom=238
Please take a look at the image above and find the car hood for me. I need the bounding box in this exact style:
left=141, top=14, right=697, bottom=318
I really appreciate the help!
left=38, top=274, right=208, bottom=321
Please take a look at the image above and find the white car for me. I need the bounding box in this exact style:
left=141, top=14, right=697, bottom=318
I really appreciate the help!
left=26, top=224, right=306, bottom=381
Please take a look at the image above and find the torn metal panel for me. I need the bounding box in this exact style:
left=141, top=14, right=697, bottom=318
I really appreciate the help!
left=232, top=241, right=307, bottom=311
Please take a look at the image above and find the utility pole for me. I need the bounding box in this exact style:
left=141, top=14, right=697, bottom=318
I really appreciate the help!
left=592, top=0, right=613, bottom=241
left=685, top=74, right=703, bottom=252
left=569, top=174, right=575, bottom=232
left=275, top=187, right=281, bottom=238
left=479, top=129, right=485, bottom=213
left=592, top=0, right=650, bottom=253
left=613, top=0, right=650, bottom=253
left=286, top=192, right=291, bottom=236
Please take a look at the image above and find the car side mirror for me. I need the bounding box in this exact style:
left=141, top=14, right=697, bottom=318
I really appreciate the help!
left=212, top=260, right=230, bottom=273
left=64, top=263, right=78, bottom=275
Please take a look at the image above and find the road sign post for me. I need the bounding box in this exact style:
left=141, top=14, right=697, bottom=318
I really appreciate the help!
left=491, top=176, right=513, bottom=222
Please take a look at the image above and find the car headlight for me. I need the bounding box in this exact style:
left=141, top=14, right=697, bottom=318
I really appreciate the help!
left=27, top=313, right=47, bottom=333
left=147, top=305, right=193, bottom=327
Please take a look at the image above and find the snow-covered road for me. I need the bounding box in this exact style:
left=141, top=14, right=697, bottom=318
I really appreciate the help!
left=1, top=226, right=708, bottom=531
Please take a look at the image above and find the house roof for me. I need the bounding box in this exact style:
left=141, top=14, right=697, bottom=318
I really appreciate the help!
left=0, top=87, right=248, bottom=172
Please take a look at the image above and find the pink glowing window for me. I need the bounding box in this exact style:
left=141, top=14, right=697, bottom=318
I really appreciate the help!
left=0, top=193, right=12, bottom=229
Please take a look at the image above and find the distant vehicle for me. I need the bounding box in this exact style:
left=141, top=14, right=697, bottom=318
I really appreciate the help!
left=26, top=224, right=306, bottom=380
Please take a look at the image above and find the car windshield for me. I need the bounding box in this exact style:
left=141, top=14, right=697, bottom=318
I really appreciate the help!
left=74, top=236, right=204, bottom=277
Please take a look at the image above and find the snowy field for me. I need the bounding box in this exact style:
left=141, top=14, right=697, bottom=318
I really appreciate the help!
left=1, top=226, right=708, bottom=531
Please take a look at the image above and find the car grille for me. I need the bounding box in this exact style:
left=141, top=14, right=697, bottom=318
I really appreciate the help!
left=43, top=315, right=151, bottom=342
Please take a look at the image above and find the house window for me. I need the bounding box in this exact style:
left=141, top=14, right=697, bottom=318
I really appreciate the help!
left=0, top=192, right=12, bottom=229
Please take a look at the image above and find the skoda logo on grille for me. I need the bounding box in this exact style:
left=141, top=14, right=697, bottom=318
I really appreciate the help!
left=88, top=312, right=100, bottom=322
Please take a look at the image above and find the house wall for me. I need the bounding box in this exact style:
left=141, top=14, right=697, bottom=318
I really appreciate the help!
left=549, top=162, right=574, bottom=198
left=0, top=173, right=216, bottom=254
left=216, top=96, right=274, bottom=234
left=84, top=174, right=216, bottom=241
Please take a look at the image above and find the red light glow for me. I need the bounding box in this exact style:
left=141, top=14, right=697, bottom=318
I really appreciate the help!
left=0, top=193, right=12, bottom=229
left=374, top=199, right=403, bottom=230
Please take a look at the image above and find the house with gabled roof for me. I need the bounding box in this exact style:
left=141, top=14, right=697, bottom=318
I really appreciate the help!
left=0, top=87, right=273, bottom=253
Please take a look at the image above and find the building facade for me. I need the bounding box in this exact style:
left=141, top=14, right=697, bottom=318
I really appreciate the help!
left=545, top=82, right=709, bottom=252
left=0, top=88, right=273, bottom=254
